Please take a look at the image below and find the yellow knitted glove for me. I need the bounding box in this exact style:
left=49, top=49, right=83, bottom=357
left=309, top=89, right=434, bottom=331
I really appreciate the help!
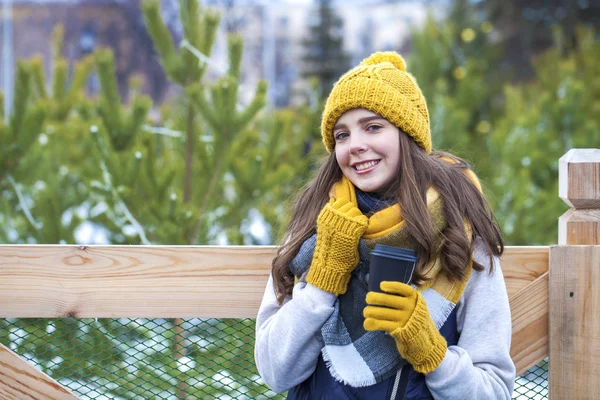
left=306, top=198, right=368, bottom=295
left=363, top=281, right=447, bottom=374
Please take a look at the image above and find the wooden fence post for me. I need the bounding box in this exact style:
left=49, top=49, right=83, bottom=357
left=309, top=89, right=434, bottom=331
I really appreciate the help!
left=549, top=149, right=600, bottom=399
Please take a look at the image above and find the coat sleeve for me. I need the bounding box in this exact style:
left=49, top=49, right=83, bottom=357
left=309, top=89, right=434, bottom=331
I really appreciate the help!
left=254, top=274, right=337, bottom=393
left=425, top=239, right=516, bottom=399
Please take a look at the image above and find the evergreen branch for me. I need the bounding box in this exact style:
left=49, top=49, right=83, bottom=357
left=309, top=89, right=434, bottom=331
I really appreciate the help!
left=95, top=49, right=123, bottom=141
left=95, top=49, right=121, bottom=108
left=90, top=125, right=111, bottom=161
left=227, top=34, right=243, bottom=80
left=10, top=61, right=33, bottom=138
left=141, top=0, right=185, bottom=84
left=200, top=9, right=221, bottom=57
left=141, top=0, right=176, bottom=64
left=126, top=151, right=143, bottom=187
left=17, top=103, right=46, bottom=153
left=212, top=84, right=229, bottom=137
left=179, top=38, right=207, bottom=82
left=195, top=125, right=212, bottom=182
left=100, top=160, right=151, bottom=245
left=180, top=0, right=202, bottom=82
left=52, top=59, right=68, bottom=103
left=187, top=85, right=220, bottom=133
left=48, top=26, right=70, bottom=118
left=125, top=96, right=153, bottom=139
left=183, top=101, right=195, bottom=203
left=0, top=125, right=7, bottom=171
left=218, top=77, right=238, bottom=128
left=74, top=98, right=94, bottom=121
left=142, top=138, right=158, bottom=188
left=61, top=56, right=93, bottom=122
left=38, top=188, right=62, bottom=243
left=52, top=60, right=71, bottom=121
left=226, top=78, right=240, bottom=115
left=190, top=152, right=225, bottom=244
left=229, top=160, right=250, bottom=193
left=158, top=170, right=177, bottom=202
left=7, top=174, right=42, bottom=231
left=234, top=80, right=267, bottom=132
left=69, top=55, right=93, bottom=97
left=264, top=115, right=286, bottom=173
left=96, top=49, right=150, bottom=152
left=179, top=39, right=227, bottom=75
left=180, top=0, right=201, bottom=48
left=30, top=57, right=47, bottom=99
left=150, top=0, right=220, bottom=86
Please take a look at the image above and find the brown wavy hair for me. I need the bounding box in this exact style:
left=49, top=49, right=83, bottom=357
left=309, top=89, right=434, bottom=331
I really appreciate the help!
left=271, top=131, right=504, bottom=305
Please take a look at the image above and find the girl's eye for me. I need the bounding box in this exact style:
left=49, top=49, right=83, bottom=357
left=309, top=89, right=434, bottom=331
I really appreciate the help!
left=367, top=124, right=382, bottom=132
left=334, top=132, right=349, bottom=141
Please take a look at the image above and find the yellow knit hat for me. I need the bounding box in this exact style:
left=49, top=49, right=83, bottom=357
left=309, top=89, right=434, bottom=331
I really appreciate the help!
left=321, top=51, right=431, bottom=153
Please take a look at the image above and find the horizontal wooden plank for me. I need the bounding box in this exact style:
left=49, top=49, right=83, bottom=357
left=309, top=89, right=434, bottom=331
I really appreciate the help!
left=500, top=246, right=549, bottom=298
left=0, top=245, right=548, bottom=318
left=0, top=245, right=275, bottom=318
left=0, top=342, right=78, bottom=399
left=509, top=272, right=548, bottom=376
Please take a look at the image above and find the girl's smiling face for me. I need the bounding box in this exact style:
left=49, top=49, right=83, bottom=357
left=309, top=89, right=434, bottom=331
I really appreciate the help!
left=333, top=108, right=400, bottom=195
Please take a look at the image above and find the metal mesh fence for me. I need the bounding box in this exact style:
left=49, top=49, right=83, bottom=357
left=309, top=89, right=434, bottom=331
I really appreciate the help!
left=1, top=318, right=545, bottom=399
left=514, top=359, right=548, bottom=399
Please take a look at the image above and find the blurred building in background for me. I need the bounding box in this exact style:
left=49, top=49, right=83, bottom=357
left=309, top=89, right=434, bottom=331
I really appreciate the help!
left=205, top=0, right=430, bottom=106
left=0, top=0, right=432, bottom=108
left=1, top=0, right=168, bottom=103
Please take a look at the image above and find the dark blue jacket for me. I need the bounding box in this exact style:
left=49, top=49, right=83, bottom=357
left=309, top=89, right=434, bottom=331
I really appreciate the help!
left=286, top=308, right=459, bottom=400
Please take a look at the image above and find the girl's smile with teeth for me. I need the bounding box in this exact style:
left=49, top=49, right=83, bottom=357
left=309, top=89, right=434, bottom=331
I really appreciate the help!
left=354, top=160, right=380, bottom=171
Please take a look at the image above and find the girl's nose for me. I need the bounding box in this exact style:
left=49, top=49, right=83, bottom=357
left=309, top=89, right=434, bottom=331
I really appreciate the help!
left=349, top=133, right=368, bottom=154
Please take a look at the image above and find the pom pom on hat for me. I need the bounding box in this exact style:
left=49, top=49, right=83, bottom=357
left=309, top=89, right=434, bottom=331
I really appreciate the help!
left=321, top=51, right=431, bottom=154
left=360, top=51, right=406, bottom=71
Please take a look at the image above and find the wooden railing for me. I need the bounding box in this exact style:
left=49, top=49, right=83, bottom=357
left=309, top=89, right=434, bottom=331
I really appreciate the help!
left=0, top=148, right=599, bottom=399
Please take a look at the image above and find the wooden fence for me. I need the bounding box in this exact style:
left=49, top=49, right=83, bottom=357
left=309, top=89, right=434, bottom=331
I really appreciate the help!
left=0, top=148, right=598, bottom=399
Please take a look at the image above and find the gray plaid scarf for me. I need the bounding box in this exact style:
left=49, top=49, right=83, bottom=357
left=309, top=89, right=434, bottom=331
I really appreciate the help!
left=290, top=235, right=404, bottom=386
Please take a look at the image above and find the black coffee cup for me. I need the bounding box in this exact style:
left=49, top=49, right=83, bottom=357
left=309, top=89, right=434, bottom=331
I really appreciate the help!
left=368, top=244, right=417, bottom=292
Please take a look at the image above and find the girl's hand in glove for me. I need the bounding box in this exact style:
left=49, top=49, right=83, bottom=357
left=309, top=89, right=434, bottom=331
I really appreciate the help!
left=306, top=198, right=368, bottom=295
left=363, top=281, right=447, bottom=374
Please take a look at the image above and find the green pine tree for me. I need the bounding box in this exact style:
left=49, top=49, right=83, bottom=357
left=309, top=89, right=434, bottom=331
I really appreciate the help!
left=0, top=60, right=47, bottom=242
left=477, top=0, right=600, bottom=79
left=142, top=0, right=219, bottom=207
left=1, top=2, right=332, bottom=399
left=409, top=0, right=509, bottom=183
left=22, top=25, right=96, bottom=244
left=410, top=1, right=600, bottom=245
left=30, top=25, right=94, bottom=123
left=489, top=27, right=600, bottom=244
left=301, top=0, right=350, bottom=98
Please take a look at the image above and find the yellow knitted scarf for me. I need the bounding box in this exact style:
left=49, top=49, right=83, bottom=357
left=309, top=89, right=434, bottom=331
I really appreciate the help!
left=331, top=170, right=478, bottom=303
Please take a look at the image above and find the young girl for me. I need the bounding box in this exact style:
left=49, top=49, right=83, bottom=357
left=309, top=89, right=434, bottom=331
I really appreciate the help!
left=255, top=52, right=515, bottom=399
